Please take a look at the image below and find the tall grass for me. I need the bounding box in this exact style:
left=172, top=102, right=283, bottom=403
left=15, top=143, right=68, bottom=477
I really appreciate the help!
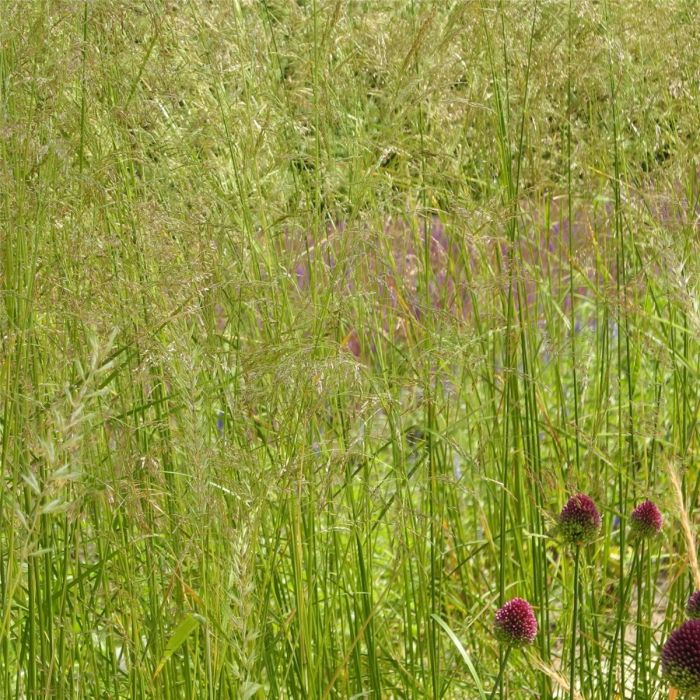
left=1, top=0, right=700, bottom=697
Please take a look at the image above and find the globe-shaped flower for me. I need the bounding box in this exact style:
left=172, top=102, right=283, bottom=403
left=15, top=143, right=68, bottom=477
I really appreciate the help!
left=493, top=598, right=538, bottom=648
left=557, top=493, right=602, bottom=546
left=662, top=620, right=700, bottom=694
left=687, top=592, right=700, bottom=620
left=629, top=499, right=663, bottom=539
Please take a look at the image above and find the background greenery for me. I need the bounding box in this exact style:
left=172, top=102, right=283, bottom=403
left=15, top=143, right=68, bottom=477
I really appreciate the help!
left=1, top=0, right=699, bottom=697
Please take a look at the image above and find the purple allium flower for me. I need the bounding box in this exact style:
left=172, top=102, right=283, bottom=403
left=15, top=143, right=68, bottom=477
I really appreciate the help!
left=557, top=493, right=602, bottom=547
left=630, top=500, right=663, bottom=539
left=687, top=592, right=700, bottom=620
left=493, top=598, right=538, bottom=648
left=662, top=620, right=700, bottom=694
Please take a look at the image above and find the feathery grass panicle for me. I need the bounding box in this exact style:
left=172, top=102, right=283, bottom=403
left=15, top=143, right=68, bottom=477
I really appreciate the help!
left=529, top=654, right=585, bottom=700
left=666, top=462, right=700, bottom=588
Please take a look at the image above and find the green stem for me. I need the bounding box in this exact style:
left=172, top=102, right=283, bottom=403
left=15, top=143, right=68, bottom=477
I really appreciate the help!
left=606, top=539, right=639, bottom=698
left=569, top=547, right=580, bottom=700
left=489, top=645, right=511, bottom=700
left=634, top=539, right=650, bottom=697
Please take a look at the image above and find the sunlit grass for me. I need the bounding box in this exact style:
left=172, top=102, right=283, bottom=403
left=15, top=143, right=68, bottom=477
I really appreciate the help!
left=1, top=0, right=700, bottom=697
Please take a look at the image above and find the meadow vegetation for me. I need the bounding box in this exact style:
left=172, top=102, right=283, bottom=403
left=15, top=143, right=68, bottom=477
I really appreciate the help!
left=1, top=0, right=700, bottom=697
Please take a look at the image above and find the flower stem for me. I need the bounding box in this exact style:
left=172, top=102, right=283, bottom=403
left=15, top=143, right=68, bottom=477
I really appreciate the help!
left=606, top=542, right=639, bottom=698
left=634, top=538, right=650, bottom=697
left=569, top=546, right=580, bottom=700
left=489, top=645, right=511, bottom=700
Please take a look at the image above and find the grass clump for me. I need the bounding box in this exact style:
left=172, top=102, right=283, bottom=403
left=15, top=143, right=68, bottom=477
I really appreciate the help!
left=1, top=1, right=700, bottom=698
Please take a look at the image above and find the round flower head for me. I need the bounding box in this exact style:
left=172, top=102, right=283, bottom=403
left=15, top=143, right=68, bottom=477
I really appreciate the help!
left=630, top=499, right=662, bottom=539
left=493, top=598, right=538, bottom=648
left=687, top=592, right=700, bottom=620
left=662, top=620, right=700, bottom=694
left=557, top=493, right=602, bottom=547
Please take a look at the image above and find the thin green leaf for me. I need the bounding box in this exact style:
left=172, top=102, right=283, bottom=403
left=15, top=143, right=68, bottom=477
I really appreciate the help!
left=153, top=614, right=203, bottom=679
left=431, top=614, right=487, bottom=700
